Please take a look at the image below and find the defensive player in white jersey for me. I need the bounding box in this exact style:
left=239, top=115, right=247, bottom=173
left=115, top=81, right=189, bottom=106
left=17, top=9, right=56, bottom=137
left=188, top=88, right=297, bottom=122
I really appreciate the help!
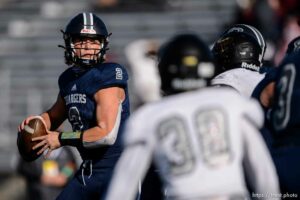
left=105, top=34, right=279, bottom=200
left=211, top=24, right=267, bottom=97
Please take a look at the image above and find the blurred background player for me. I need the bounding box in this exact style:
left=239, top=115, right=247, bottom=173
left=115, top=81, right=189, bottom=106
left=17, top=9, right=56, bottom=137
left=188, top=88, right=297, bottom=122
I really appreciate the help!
left=105, top=33, right=279, bottom=200
left=17, top=147, right=77, bottom=200
left=269, top=49, right=300, bottom=194
left=18, top=12, right=130, bottom=200
left=124, top=39, right=161, bottom=109
left=211, top=24, right=268, bottom=97
left=252, top=36, right=300, bottom=195
left=252, top=36, right=300, bottom=112
left=251, top=36, right=300, bottom=148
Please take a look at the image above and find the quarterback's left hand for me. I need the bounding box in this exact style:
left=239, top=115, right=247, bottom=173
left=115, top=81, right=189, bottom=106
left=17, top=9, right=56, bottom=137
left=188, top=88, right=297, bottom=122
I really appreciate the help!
left=32, top=131, right=61, bottom=158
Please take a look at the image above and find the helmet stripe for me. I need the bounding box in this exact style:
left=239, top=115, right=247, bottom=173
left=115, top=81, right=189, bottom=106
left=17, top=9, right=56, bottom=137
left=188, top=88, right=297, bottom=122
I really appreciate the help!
left=89, top=13, right=94, bottom=29
left=83, top=12, right=87, bottom=29
left=243, top=24, right=261, bottom=46
left=86, top=13, right=91, bottom=29
left=243, top=24, right=266, bottom=62
left=89, top=13, right=94, bottom=30
left=252, top=26, right=265, bottom=51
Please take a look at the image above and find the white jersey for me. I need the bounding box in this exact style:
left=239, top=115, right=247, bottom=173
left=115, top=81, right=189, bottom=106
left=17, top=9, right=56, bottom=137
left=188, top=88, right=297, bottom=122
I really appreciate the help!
left=212, top=68, right=265, bottom=97
left=105, top=88, right=279, bottom=200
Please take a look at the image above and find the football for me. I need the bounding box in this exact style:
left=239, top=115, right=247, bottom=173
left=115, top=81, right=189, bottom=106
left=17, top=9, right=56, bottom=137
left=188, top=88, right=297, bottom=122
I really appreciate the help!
left=17, top=116, right=48, bottom=162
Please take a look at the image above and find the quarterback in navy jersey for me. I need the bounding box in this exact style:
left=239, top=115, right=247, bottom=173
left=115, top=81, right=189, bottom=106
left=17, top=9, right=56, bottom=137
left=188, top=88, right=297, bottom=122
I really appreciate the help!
left=18, top=12, right=130, bottom=199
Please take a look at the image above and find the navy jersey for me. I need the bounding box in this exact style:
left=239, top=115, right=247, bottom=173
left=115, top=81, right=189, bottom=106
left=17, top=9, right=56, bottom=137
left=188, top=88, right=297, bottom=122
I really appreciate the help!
left=268, top=51, right=300, bottom=194
left=58, top=63, right=130, bottom=161
left=270, top=52, right=300, bottom=145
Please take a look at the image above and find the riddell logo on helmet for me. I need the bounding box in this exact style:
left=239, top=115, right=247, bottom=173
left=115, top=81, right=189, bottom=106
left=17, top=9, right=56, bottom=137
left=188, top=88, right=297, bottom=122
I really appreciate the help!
left=241, top=62, right=259, bottom=71
left=80, top=29, right=96, bottom=34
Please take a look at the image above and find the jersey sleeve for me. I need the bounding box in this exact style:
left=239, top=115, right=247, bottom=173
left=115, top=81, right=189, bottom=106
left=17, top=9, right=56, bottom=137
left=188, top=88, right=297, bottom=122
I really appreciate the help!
left=89, top=63, right=129, bottom=94
left=240, top=97, right=279, bottom=196
left=241, top=117, right=280, bottom=196
left=242, top=97, right=264, bottom=129
left=105, top=106, right=156, bottom=200
left=123, top=104, right=157, bottom=150
left=105, top=141, right=153, bottom=200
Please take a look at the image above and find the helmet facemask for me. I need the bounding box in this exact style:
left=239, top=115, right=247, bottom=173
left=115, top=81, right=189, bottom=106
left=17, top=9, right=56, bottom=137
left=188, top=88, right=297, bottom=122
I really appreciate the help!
left=70, top=35, right=106, bottom=66
left=63, top=33, right=108, bottom=67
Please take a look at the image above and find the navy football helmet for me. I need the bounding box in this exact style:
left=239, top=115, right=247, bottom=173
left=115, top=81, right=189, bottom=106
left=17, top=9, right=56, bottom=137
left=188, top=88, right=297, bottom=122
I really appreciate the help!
left=286, top=36, right=300, bottom=55
left=60, top=12, right=111, bottom=66
left=158, top=33, right=218, bottom=96
left=212, top=24, right=266, bottom=73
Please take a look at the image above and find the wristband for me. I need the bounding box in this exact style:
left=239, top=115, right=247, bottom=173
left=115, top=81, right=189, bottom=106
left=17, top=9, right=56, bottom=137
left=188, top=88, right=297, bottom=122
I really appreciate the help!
left=58, top=131, right=83, bottom=147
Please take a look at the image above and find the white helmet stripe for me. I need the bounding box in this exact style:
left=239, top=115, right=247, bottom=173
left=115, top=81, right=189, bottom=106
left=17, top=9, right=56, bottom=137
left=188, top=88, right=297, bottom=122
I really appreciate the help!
left=243, top=24, right=261, bottom=46
left=83, top=12, right=87, bottom=29
left=253, top=26, right=265, bottom=51
left=89, top=13, right=94, bottom=30
left=243, top=24, right=266, bottom=62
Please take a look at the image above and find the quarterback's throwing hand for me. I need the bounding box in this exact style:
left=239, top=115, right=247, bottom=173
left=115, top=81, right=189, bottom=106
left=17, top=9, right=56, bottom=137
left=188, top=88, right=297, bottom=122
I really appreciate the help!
left=32, top=131, right=61, bottom=158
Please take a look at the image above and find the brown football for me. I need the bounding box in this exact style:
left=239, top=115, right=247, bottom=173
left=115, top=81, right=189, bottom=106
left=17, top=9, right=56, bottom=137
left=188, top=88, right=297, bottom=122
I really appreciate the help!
left=17, top=116, right=48, bottom=162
